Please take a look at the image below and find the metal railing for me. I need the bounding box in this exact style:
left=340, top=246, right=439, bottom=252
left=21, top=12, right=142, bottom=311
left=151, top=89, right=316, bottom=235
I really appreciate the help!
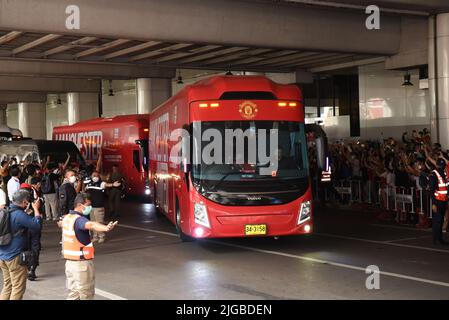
left=313, top=177, right=433, bottom=222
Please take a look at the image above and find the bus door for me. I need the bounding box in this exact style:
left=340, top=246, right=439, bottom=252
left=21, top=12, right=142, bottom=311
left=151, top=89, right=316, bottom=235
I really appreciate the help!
left=132, top=145, right=144, bottom=191
left=156, top=162, right=169, bottom=213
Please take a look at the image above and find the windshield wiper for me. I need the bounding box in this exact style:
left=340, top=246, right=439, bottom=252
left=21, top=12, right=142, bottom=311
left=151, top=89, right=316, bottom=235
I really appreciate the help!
left=207, top=171, right=242, bottom=192
left=253, top=175, right=302, bottom=189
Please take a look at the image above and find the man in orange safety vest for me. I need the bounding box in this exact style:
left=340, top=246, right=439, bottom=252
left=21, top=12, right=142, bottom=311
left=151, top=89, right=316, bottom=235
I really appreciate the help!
left=429, top=159, right=449, bottom=245
left=59, top=192, right=118, bottom=300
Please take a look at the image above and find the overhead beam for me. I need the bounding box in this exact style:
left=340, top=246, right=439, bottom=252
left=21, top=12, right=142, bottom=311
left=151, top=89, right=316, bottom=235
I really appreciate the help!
left=243, top=52, right=320, bottom=66
left=154, top=45, right=222, bottom=63
left=12, top=34, right=62, bottom=55
left=306, top=55, right=367, bottom=69
left=0, top=58, right=176, bottom=79
left=75, top=39, right=130, bottom=59
left=130, top=43, right=193, bottom=61
left=276, top=53, right=354, bottom=67
left=0, top=76, right=101, bottom=93
left=103, top=41, right=161, bottom=60
left=0, top=31, right=22, bottom=45
left=43, top=36, right=97, bottom=57
left=201, top=48, right=274, bottom=66
left=310, top=56, right=386, bottom=73
left=0, top=0, right=403, bottom=55
left=227, top=50, right=298, bottom=66
left=177, top=47, right=249, bottom=64
left=0, top=92, right=47, bottom=103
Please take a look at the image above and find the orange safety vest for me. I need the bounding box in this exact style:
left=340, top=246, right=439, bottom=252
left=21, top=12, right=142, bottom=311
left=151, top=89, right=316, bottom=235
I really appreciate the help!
left=433, top=170, right=449, bottom=202
left=62, top=214, right=94, bottom=261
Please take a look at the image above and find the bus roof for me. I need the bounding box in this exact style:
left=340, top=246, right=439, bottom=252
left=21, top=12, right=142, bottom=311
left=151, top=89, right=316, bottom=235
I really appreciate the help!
left=154, top=75, right=302, bottom=112
left=53, top=114, right=149, bottom=132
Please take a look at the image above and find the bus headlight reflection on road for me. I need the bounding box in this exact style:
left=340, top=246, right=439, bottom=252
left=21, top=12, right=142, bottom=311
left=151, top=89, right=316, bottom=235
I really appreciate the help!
left=194, top=202, right=211, bottom=229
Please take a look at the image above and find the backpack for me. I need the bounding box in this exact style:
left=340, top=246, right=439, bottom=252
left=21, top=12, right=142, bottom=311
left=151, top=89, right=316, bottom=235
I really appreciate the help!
left=41, top=173, right=53, bottom=194
left=0, top=208, right=22, bottom=246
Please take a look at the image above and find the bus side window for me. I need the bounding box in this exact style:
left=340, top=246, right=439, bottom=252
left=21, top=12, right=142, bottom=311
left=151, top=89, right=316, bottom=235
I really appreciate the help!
left=133, top=150, right=141, bottom=171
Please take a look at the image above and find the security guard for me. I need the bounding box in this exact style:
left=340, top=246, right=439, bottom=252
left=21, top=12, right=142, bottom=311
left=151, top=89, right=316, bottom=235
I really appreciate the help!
left=84, top=171, right=120, bottom=243
left=60, top=193, right=117, bottom=300
left=429, top=158, right=449, bottom=245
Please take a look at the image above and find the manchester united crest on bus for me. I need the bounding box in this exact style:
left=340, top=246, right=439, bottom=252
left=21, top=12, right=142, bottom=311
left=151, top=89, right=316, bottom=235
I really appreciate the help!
left=239, top=101, right=258, bottom=119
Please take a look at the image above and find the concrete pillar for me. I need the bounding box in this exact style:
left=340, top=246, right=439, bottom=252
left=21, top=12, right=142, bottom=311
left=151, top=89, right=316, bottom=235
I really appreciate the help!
left=429, top=13, right=449, bottom=148
left=136, top=78, right=172, bottom=114
left=18, top=102, right=46, bottom=139
left=0, top=104, right=7, bottom=126
left=67, top=92, right=80, bottom=125
left=67, top=92, right=98, bottom=125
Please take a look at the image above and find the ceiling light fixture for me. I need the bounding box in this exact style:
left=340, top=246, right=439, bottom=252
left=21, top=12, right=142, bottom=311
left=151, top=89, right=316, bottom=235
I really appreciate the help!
left=402, top=71, right=413, bottom=87
left=108, top=80, right=114, bottom=96
left=177, top=70, right=184, bottom=84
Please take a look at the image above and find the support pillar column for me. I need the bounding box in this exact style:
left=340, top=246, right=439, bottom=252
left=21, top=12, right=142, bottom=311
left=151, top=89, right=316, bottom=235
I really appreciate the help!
left=0, top=104, right=7, bottom=126
left=67, top=92, right=80, bottom=125
left=429, top=13, right=449, bottom=148
left=18, top=102, right=46, bottom=139
left=136, top=78, right=172, bottom=114
left=67, top=92, right=98, bottom=125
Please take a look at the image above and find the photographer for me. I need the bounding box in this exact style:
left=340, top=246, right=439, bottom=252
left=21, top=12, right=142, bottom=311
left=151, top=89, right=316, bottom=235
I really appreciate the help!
left=0, top=189, right=42, bottom=300
left=20, top=178, right=44, bottom=281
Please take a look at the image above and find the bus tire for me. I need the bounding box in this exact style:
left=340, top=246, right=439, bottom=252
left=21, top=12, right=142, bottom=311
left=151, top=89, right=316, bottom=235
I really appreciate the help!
left=176, top=200, right=194, bottom=242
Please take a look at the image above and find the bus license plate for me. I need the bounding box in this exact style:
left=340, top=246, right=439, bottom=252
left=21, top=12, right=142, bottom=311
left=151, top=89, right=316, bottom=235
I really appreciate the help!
left=245, top=224, right=267, bottom=236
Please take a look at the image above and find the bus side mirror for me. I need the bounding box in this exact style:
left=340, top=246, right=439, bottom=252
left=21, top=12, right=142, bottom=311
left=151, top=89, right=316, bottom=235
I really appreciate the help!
left=182, top=158, right=191, bottom=174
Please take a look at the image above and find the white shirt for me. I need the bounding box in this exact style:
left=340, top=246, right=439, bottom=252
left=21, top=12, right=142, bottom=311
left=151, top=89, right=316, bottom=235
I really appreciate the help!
left=0, top=189, right=6, bottom=207
left=7, top=176, right=20, bottom=201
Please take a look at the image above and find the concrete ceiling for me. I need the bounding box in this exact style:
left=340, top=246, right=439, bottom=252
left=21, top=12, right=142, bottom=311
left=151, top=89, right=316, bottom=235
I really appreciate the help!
left=0, top=30, right=380, bottom=74
left=277, top=0, right=449, bottom=14
left=0, top=0, right=407, bottom=78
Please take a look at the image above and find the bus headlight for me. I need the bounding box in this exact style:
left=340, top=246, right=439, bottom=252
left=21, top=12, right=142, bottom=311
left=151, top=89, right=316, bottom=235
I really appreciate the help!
left=194, top=203, right=211, bottom=229
left=298, top=201, right=311, bottom=224
left=145, top=186, right=151, bottom=195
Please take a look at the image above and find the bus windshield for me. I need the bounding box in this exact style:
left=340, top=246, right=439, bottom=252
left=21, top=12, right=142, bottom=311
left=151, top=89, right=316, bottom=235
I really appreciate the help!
left=191, top=120, right=309, bottom=206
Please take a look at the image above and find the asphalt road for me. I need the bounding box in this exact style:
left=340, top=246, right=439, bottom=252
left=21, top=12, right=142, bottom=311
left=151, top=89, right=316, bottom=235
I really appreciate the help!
left=4, top=200, right=449, bottom=300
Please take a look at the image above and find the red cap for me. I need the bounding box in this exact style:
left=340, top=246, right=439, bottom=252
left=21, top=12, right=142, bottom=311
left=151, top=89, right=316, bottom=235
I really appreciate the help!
left=20, top=183, right=32, bottom=189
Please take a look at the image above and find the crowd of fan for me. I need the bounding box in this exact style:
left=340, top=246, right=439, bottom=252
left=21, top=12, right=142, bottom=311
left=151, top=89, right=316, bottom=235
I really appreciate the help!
left=0, top=151, right=123, bottom=289
left=311, top=129, right=449, bottom=226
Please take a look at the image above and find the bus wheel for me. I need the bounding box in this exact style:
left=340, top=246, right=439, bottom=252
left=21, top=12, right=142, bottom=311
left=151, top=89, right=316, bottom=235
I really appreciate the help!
left=176, top=202, right=194, bottom=242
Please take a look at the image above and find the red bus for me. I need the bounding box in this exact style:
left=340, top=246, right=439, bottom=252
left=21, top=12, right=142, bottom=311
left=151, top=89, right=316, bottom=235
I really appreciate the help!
left=149, top=76, right=312, bottom=241
left=53, top=115, right=150, bottom=197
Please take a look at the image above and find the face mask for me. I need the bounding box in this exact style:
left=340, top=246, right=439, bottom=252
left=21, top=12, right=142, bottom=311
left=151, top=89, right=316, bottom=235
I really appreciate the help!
left=92, top=177, right=100, bottom=183
left=53, top=169, right=59, bottom=174
left=69, top=176, right=77, bottom=184
left=82, top=205, right=92, bottom=216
